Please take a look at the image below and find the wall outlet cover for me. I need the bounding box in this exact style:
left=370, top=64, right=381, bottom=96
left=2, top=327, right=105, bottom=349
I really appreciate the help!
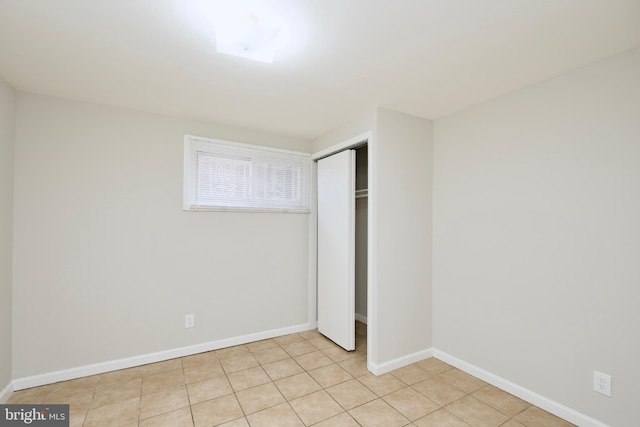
left=185, top=314, right=195, bottom=328
left=593, top=371, right=611, bottom=397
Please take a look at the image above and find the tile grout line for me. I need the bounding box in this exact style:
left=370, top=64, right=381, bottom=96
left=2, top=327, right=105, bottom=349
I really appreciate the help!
left=180, top=358, right=197, bottom=427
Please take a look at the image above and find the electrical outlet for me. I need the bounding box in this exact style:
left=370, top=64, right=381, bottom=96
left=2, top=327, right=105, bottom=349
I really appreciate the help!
left=184, top=314, right=195, bottom=329
left=593, top=371, right=611, bottom=397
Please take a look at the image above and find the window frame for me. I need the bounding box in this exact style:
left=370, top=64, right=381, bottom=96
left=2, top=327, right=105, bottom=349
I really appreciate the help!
left=183, top=135, right=312, bottom=213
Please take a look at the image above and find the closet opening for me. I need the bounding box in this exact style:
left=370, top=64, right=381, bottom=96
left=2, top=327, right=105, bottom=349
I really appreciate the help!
left=316, top=141, right=368, bottom=353
left=354, top=145, right=368, bottom=353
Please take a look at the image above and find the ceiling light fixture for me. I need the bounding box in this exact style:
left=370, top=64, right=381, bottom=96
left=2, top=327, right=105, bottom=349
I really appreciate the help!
left=182, top=1, right=303, bottom=64
left=214, top=8, right=283, bottom=63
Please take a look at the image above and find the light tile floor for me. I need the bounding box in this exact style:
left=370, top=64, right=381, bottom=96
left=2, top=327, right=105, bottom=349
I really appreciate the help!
left=7, top=322, right=575, bottom=426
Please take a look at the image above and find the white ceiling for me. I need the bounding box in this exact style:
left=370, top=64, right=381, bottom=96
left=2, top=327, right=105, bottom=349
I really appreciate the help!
left=1, top=0, right=639, bottom=140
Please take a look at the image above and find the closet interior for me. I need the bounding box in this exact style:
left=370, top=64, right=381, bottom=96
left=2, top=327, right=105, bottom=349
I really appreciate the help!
left=354, top=145, right=368, bottom=332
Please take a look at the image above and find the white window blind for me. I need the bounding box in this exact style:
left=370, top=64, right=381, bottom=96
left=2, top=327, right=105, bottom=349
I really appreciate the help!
left=184, top=135, right=311, bottom=212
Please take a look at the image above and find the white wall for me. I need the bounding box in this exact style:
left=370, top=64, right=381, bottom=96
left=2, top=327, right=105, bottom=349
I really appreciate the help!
left=0, top=76, right=15, bottom=395
left=312, top=110, right=377, bottom=154
left=312, top=108, right=433, bottom=370
left=433, top=47, right=640, bottom=426
left=12, top=93, right=312, bottom=379
left=375, top=108, right=432, bottom=364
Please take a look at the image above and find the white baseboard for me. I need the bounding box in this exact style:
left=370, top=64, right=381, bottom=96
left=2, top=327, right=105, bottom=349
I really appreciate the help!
left=433, top=349, right=609, bottom=427
left=13, top=323, right=311, bottom=391
left=355, top=313, right=368, bottom=324
left=368, top=347, right=432, bottom=376
left=0, top=381, right=13, bottom=403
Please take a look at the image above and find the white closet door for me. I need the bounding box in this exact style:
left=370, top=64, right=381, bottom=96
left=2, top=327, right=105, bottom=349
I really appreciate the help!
left=317, top=149, right=355, bottom=351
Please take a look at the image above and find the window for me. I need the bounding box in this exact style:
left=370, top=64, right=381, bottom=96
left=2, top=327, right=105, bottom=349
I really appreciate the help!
left=184, top=135, right=311, bottom=212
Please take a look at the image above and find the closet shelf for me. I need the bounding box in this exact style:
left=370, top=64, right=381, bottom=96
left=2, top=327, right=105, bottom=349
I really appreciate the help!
left=355, top=189, right=368, bottom=199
